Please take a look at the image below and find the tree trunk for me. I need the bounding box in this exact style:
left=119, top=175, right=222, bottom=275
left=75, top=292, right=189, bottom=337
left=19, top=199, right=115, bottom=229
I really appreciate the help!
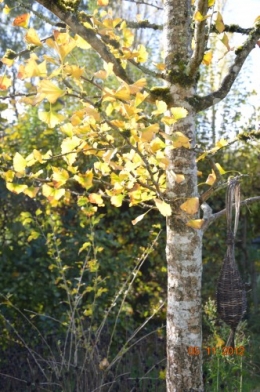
left=164, top=0, right=204, bottom=390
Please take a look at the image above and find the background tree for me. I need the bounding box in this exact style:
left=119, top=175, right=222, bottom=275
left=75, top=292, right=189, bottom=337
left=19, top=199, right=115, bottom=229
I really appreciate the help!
left=0, top=0, right=260, bottom=391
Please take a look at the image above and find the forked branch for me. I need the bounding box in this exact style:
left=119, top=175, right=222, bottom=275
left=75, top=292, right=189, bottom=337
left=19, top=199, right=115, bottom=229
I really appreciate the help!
left=191, top=22, right=260, bottom=112
left=187, top=0, right=209, bottom=77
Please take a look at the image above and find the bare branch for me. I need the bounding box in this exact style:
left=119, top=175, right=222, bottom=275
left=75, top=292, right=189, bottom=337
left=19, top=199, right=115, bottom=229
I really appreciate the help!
left=203, top=196, right=260, bottom=231
left=123, top=0, right=163, bottom=10
left=125, top=20, right=162, bottom=30
left=187, top=0, right=209, bottom=77
left=190, top=22, right=260, bottom=112
left=211, top=24, right=253, bottom=35
left=35, top=0, right=133, bottom=84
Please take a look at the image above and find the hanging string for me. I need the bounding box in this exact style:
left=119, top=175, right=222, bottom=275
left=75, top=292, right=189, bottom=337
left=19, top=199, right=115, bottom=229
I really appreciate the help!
left=226, top=177, right=241, bottom=243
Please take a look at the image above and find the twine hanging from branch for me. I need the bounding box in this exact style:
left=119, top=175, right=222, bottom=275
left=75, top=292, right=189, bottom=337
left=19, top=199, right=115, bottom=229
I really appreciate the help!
left=216, top=178, right=247, bottom=348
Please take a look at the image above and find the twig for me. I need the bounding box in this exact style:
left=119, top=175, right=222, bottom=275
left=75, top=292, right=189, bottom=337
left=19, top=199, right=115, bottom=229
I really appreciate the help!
left=191, top=22, right=260, bottom=112
left=123, top=0, right=163, bottom=11
left=188, top=0, right=209, bottom=77
left=203, top=196, right=260, bottom=231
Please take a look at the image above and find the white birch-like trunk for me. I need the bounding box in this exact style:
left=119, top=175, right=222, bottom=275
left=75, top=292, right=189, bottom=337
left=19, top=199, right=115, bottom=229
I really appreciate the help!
left=164, top=0, right=204, bottom=390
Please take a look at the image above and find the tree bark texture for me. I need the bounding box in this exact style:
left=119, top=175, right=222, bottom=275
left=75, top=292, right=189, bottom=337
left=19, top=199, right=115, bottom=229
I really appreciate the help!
left=164, top=1, right=203, bottom=390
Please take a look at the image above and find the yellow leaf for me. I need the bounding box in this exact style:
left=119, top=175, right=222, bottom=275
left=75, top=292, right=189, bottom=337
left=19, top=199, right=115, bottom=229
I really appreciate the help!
left=74, top=171, right=93, bottom=189
left=254, top=15, right=260, bottom=24
left=150, top=137, right=165, bottom=152
left=74, top=34, right=91, bottom=49
left=88, top=193, right=104, bottom=206
left=208, top=0, right=215, bottom=6
left=152, top=100, right=167, bottom=116
left=221, top=33, right=230, bottom=50
left=97, top=0, right=109, bottom=5
left=13, top=13, right=30, bottom=28
left=61, top=136, right=82, bottom=154
left=23, top=186, right=39, bottom=198
left=111, top=194, right=124, bottom=207
left=129, top=78, right=147, bottom=94
left=18, top=58, right=47, bottom=79
left=215, top=12, right=225, bottom=33
left=155, top=198, right=172, bottom=217
left=52, top=31, right=76, bottom=60
left=114, top=87, right=131, bottom=100
left=60, top=123, right=74, bottom=137
left=154, top=62, right=165, bottom=71
left=172, top=131, right=190, bottom=148
left=135, top=91, right=149, bottom=107
left=161, top=116, right=176, bottom=125
left=206, top=170, right=216, bottom=185
left=194, top=11, right=205, bottom=22
left=170, top=107, right=188, bottom=120
left=37, top=80, right=65, bottom=103
left=64, top=64, right=84, bottom=79
left=136, top=44, right=148, bottom=63
left=38, top=110, right=65, bottom=128
left=215, top=335, right=225, bottom=348
left=0, top=75, right=11, bottom=90
left=6, top=183, right=28, bottom=194
left=3, top=5, right=11, bottom=14
left=1, top=56, right=15, bottom=67
left=25, top=152, right=37, bottom=167
left=2, top=170, right=14, bottom=182
left=52, top=167, right=69, bottom=188
left=104, top=61, right=114, bottom=76
left=202, top=51, right=213, bottom=66
left=187, top=219, right=205, bottom=229
left=13, top=152, right=27, bottom=174
left=216, top=138, right=228, bottom=148
left=61, top=136, right=82, bottom=165
left=175, top=174, right=185, bottom=183
left=140, top=124, right=159, bottom=142
left=24, top=28, right=42, bottom=46
left=215, top=163, right=226, bottom=174
left=42, top=184, right=65, bottom=201
left=42, top=150, right=52, bottom=160
left=33, top=149, right=43, bottom=163
left=180, top=197, right=199, bottom=214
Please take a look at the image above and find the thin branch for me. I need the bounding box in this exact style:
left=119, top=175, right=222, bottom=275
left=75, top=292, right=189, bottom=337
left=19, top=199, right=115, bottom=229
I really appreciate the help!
left=211, top=24, right=253, bottom=35
left=35, top=0, right=133, bottom=84
left=0, top=92, right=36, bottom=100
left=187, top=0, right=209, bottom=77
left=128, top=58, right=161, bottom=78
left=123, top=0, right=163, bottom=11
left=203, top=196, right=260, bottom=231
left=190, top=22, right=260, bottom=112
left=125, top=20, right=162, bottom=30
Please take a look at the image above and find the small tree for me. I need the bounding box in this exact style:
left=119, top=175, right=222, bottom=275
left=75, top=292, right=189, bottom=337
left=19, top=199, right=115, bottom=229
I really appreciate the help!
left=0, top=0, right=260, bottom=390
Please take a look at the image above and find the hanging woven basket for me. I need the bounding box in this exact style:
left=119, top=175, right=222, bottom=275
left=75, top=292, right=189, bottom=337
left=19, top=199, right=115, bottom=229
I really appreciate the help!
left=216, top=178, right=247, bottom=347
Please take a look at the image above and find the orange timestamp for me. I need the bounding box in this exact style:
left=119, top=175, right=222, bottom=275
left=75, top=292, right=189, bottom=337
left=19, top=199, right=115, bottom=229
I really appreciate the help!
left=188, top=346, right=245, bottom=356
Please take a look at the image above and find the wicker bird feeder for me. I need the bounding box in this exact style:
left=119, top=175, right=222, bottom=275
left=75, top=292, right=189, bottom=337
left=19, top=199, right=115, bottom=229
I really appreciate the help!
left=216, top=178, right=247, bottom=348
